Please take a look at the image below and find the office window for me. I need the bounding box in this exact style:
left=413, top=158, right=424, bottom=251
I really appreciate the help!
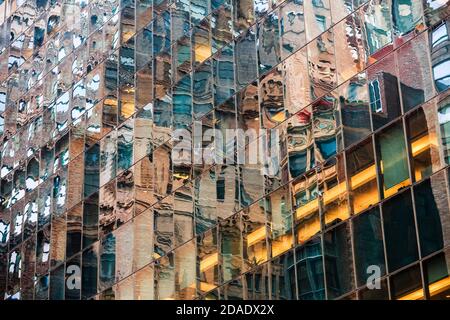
left=439, top=99, right=450, bottom=164
left=406, top=106, right=441, bottom=182
left=319, top=156, right=349, bottom=227
left=369, top=79, right=382, bottom=113
left=346, top=138, right=379, bottom=214
left=245, top=264, right=270, bottom=300
left=424, top=252, right=450, bottom=300
left=241, top=202, right=267, bottom=271
left=295, top=237, right=325, bottom=300
left=353, top=207, right=386, bottom=287
left=271, top=250, right=297, bottom=300
left=82, top=244, right=98, bottom=299
left=390, top=264, right=423, bottom=300
left=432, top=23, right=449, bottom=47
left=382, top=191, right=419, bottom=272
left=292, top=172, right=321, bottom=244
left=433, top=60, right=450, bottom=92
left=2, top=0, right=450, bottom=301
left=358, top=279, right=389, bottom=300
left=414, top=172, right=450, bottom=257
left=324, top=222, right=355, bottom=299
left=376, top=121, right=411, bottom=198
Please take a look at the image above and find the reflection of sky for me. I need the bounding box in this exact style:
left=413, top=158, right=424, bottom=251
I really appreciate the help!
left=434, top=60, right=450, bottom=78
left=62, top=150, right=70, bottom=166
left=429, top=0, right=448, bottom=10
left=6, top=292, right=21, bottom=300
left=73, top=81, right=86, bottom=97
left=9, top=251, right=18, bottom=273
left=26, top=177, right=38, bottom=190
left=71, top=107, right=85, bottom=121
left=14, top=213, right=23, bottom=236
left=0, top=221, right=10, bottom=243
left=432, top=24, right=448, bottom=47
left=433, top=60, right=450, bottom=89
left=56, top=92, right=70, bottom=113
left=89, top=74, right=101, bottom=91
left=57, top=184, right=67, bottom=207
left=11, top=187, right=25, bottom=205
left=73, top=34, right=84, bottom=49
left=254, top=0, right=269, bottom=14
left=58, top=47, right=66, bottom=62
left=438, top=103, right=450, bottom=124
left=24, top=202, right=38, bottom=224
left=0, top=92, right=6, bottom=111
left=43, top=196, right=51, bottom=218
left=42, top=242, right=50, bottom=263
left=1, top=165, right=11, bottom=178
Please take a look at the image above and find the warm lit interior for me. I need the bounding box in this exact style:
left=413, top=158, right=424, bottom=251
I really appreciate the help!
left=411, top=133, right=436, bottom=181
left=350, top=165, right=379, bottom=214
left=397, top=276, right=450, bottom=300
left=324, top=201, right=349, bottom=225
left=292, top=141, right=432, bottom=221
left=198, top=253, right=219, bottom=293
left=198, top=281, right=217, bottom=293
left=194, top=44, right=211, bottom=63
left=411, top=134, right=433, bottom=157
left=247, top=226, right=266, bottom=247
left=250, top=242, right=268, bottom=264
left=199, top=252, right=218, bottom=272
left=295, top=199, right=319, bottom=220
left=271, top=233, right=293, bottom=257
left=379, top=159, right=411, bottom=198
left=383, top=177, right=411, bottom=197
left=120, top=101, right=135, bottom=119
left=271, top=111, right=286, bottom=123
left=350, top=165, right=376, bottom=189
left=245, top=226, right=269, bottom=264
left=297, top=216, right=321, bottom=244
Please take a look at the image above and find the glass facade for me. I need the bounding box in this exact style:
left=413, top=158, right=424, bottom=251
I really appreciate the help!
left=0, top=0, right=450, bottom=300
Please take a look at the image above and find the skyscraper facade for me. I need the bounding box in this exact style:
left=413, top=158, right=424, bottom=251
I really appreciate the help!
left=1, top=0, right=450, bottom=300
